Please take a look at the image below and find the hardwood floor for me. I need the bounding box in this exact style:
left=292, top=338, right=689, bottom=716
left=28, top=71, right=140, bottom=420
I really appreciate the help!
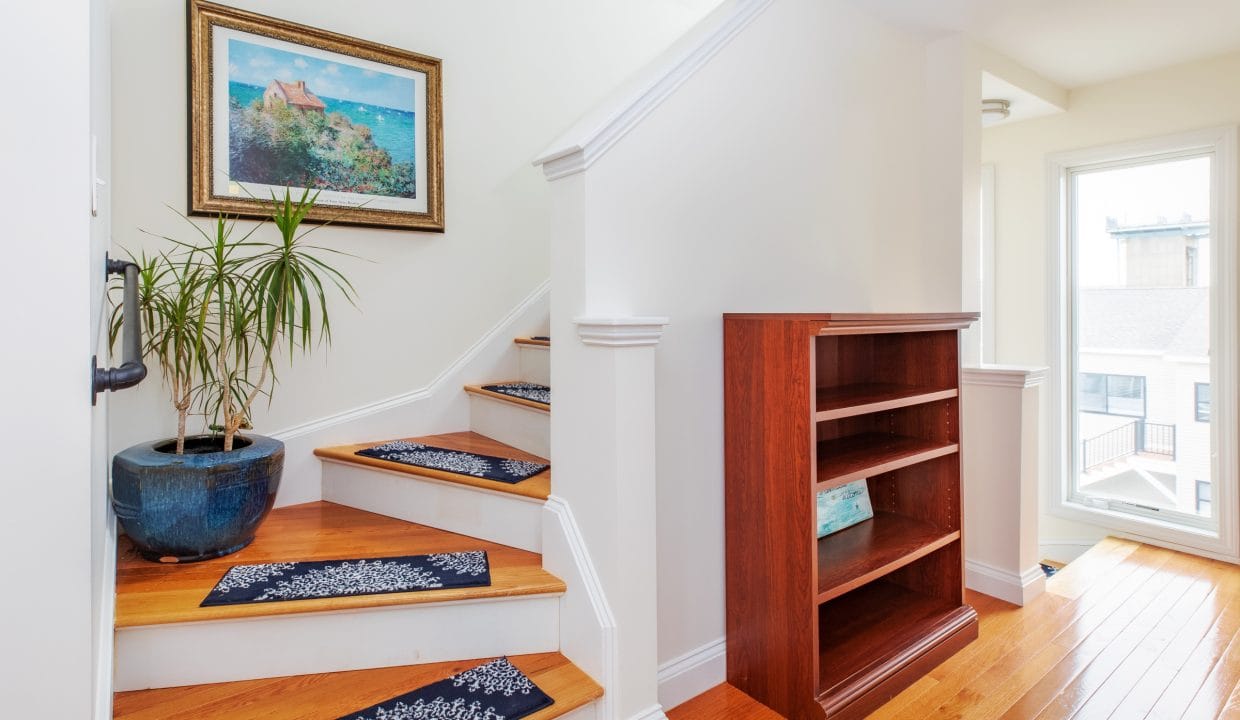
left=670, top=538, right=1240, bottom=719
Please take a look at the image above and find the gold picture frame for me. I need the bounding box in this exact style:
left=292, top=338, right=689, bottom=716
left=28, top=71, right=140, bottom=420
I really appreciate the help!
left=188, top=0, right=444, bottom=231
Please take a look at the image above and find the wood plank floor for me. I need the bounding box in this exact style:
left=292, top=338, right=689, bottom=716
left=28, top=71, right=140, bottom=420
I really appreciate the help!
left=116, top=501, right=564, bottom=627
left=315, top=430, right=552, bottom=500
left=670, top=538, right=1240, bottom=719
left=114, top=652, right=601, bottom=720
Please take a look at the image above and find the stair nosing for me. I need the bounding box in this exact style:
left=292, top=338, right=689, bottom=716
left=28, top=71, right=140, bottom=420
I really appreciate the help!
left=465, top=383, right=551, bottom=413
left=315, top=431, right=551, bottom=501
left=318, top=455, right=550, bottom=503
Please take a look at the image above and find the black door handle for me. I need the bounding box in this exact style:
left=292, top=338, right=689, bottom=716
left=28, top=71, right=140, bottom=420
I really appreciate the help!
left=92, top=256, right=147, bottom=404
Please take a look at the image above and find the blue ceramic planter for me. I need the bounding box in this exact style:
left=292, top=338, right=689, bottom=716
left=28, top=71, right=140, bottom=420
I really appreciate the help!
left=111, top=434, right=283, bottom=563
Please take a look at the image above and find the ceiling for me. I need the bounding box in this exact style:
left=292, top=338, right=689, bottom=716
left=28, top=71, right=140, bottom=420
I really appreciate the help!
left=850, top=0, right=1240, bottom=88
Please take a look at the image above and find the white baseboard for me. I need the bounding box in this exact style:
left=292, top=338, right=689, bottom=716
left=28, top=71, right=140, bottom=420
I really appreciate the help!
left=965, top=559, right=1046, bottom=606
left=657, top=637, right=725, bottom=711
left=627, top=704, right=669, bottom=720
left=269, top=281, right=549, bottom=507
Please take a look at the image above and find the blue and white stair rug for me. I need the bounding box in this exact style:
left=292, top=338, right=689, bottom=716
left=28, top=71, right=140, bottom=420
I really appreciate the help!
left=338, top=657, right=554, bottom=720
left=357, top=441, right=549, bottom=483
left=482, top=382, right=551, bottom=406
left=200, top=551, right=492, bottom=607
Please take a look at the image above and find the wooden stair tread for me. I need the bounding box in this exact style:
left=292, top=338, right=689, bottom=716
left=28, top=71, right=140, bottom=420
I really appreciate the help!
left=315, top=431, right=551, bottom=501
left=465, top=382, right=552, bottom=412
left=114, top=651, right=602, bottom=720
left=116, top=501, right=565, bottom=627
left=515, top=336, right=551, bottom=347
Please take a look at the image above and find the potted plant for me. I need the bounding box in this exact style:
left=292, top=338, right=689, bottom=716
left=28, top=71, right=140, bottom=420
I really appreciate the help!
left=110, top=189, right=357, bottom=562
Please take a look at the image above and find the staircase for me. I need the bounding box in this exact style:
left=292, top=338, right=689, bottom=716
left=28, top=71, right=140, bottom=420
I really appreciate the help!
left=112, top=337, right=602, bottom=719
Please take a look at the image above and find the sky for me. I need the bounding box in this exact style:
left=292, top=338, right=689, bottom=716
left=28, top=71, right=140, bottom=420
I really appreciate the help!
left=1074, top=155, right=1211, bottom=287
left=228, top=38, right=415, bottom=113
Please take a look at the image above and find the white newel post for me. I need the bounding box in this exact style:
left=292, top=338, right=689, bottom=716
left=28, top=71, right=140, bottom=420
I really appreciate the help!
left=961, top=365, right=1048, bottom=605
left=550, top=316, right=669, bottom=720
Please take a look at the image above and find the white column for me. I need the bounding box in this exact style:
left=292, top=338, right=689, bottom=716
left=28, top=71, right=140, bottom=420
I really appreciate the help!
left=961, top=365, right=1048, bottom=605
left=550, top=315, right=669, bottom=720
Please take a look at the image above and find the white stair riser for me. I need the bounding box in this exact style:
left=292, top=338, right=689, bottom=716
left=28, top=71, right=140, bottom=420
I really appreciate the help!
left=114, top=595, right=560, bottom=691
left=557, top=703, right=600, bottom=720
left=518, top=345, right=551, bottom=385
left=469, top=395, right=550, bottom=458
left=322, top=459, right=544, bottom=553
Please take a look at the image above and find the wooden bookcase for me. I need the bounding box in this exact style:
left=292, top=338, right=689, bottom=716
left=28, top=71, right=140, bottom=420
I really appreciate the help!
left=723, top=313, right=979, bottom=719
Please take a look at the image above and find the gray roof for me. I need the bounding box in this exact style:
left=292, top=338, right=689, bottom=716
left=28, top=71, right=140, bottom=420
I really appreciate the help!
left=1079, top=287, right=1209, bottom=356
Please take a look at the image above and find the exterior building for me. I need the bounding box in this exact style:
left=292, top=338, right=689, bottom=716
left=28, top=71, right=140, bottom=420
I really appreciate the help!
left=1077, top=219, right=1212, bottom=517
left=263, top=79, right=326, bottom=113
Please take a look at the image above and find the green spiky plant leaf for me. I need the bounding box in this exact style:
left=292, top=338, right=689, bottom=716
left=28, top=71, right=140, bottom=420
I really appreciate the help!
left=111, top=189, right=359, bottom=454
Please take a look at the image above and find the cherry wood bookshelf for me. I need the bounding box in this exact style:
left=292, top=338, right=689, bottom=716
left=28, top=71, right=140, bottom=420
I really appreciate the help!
left=723, top=312, right=979, bottom=719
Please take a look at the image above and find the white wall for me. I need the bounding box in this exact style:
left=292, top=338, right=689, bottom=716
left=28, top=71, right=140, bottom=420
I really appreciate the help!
left=546, top=0, right=962, bottom=683
left=0, top=1, right=96, bottom=716
left=983, top=51, right=1240, bottom=557
left=107, top=0, right=724, bottom=458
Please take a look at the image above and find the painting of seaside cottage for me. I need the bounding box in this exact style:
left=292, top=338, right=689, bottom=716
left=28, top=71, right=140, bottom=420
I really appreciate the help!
left=227, top=38, right=418, bottom=199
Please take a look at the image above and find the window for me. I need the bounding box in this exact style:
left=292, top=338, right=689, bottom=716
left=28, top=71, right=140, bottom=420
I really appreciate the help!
left=1079, top=373, right=1147, bottom=418
left=1195, top=383, right=1211, bottom=422
left=1049, top=129, right=1237, bottom=556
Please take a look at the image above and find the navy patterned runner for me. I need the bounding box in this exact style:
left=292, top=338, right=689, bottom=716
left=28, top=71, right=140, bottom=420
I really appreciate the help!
left=482, top=382, right=550, bottom=406
left=338, top=657, right=554, bottom=720
left=201, top=551, right=491, bottom=607
left=356, top=441, right=548, bottom=483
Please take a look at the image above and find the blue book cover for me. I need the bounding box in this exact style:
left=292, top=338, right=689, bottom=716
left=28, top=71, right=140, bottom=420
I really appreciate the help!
left=817, top=479, right=874, bottom=537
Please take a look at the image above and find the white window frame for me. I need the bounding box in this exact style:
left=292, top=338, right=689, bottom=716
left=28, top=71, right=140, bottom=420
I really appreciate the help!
left=1047, top=127, right=1240, bottom=561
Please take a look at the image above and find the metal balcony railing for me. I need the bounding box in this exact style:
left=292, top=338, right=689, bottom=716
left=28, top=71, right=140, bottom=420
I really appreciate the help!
left=1081, top=419, right=1176, bottom=472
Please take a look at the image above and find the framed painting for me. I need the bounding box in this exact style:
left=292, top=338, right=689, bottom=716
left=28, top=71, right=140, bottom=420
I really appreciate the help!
left=187, top=0, right=444, bottom=231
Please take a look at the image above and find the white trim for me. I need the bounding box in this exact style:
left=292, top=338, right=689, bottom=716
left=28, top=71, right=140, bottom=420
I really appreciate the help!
left=1045, top=126, right=1240, bottom=560
left=627, top=705, right=669, bottom=720
left=543, top=497, right=617, bottom=720
left=657, top=638, right=726, bottom=711
left=965, top=559, right=1046, bottom=606
left=982, top=163, right=997, bottom=364
left=533, top=0, right=774, bottom=180
left=272, top=280, right=549, bottom=441
left=575, top=317, right=670, bottom=347
left=92, top=513, right=116, bottom=720
left=962, top=364, right=1048, bottom=389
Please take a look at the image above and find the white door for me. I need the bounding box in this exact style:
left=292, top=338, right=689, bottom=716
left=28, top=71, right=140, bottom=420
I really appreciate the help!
left=0, top=2, right=118, bottom=717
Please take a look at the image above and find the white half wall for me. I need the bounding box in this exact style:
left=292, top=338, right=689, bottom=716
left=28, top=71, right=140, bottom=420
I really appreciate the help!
left=962, top=365, right=1047, bottom=606
left=542, top=0, right=966, bottom=686
left=106, top=0, right=725, bottom=460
